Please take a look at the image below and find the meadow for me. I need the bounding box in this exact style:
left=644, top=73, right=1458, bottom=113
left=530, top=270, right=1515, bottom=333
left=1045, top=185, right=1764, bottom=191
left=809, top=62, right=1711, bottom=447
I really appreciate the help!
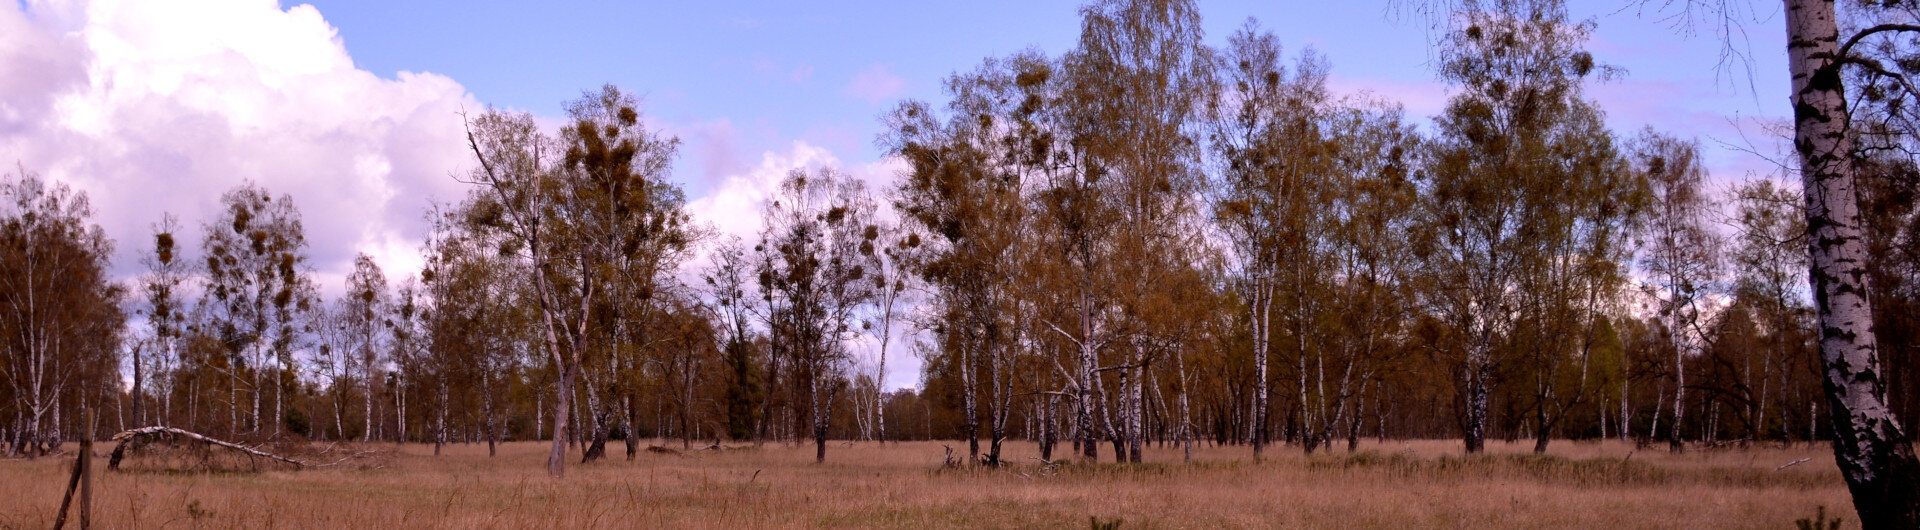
left=0, top=438, right=1851, bottom=529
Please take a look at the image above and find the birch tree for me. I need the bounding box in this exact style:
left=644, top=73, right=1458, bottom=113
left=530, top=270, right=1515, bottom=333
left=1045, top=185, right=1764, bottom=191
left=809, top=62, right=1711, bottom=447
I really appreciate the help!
left=757, top=169, right=880, bottom=462
left=460, top=107, right=586, bottom=477
left=200, top=183, right=311, bottom=436
left=0, top=167, right=123, bottom=456
left=1063, top=0, right=1212, bottom=463
left=1635, top=134, right=1721, bottom=453
left=343, top=254, right=389, bottom=442
left=1414, top=0, right=1615, bottom=453
left=136, top=214, right=188, bottom=428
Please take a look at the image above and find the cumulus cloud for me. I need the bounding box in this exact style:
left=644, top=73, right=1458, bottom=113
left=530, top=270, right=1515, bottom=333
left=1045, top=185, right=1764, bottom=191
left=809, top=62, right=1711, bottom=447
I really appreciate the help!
left=0, top=0, right=479, bottom=294
left=685, top=140, right=844, bottom=243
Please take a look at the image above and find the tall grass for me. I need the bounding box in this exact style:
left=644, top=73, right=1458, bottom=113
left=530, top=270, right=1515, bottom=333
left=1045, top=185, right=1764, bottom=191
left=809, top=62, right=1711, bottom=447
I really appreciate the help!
left=0, top=439, right=1848, bottom=528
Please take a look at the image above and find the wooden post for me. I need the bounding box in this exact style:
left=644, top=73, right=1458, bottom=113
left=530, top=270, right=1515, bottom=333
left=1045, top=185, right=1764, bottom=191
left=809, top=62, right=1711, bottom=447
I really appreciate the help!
left=54, top=408, right=93, bottom=530
left=52, top=444, right=81, bottom=530
left=80, top=408, right=92, bottom=529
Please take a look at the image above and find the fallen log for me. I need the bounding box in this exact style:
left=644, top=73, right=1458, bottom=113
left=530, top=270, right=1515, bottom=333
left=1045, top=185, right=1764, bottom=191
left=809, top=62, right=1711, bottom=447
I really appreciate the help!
left=107, top=427, right=305, bottom=471
left=1776, top=457, right=1814, bottom=471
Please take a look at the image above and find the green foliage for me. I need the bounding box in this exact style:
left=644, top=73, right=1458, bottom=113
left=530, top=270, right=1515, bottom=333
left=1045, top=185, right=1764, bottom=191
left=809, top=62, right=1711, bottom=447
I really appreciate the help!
left=283, top=404, right=310, bottom=437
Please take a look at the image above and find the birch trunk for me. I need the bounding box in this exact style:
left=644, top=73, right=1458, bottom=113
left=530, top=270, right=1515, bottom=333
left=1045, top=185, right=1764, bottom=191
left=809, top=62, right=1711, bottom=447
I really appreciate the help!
left=1250, top=276, right=1271, bottom=457
left=960, top=338, right=979, bottom=463
left=1463, top=337, right=1492, bottom=453
left=1078, top=290, right=1099, bottom=461
left=1785, top=1, right=1920, bottom=525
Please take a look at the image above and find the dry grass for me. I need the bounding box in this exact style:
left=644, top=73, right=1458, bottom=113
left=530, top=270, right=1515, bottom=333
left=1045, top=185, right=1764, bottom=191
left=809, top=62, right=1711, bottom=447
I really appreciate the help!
left=0, top=438, right=1850, bottom=529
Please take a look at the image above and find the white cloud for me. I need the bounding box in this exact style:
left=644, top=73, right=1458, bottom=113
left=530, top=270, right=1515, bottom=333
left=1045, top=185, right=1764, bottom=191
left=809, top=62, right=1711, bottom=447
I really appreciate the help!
left=844, top=64, right=907, bottom=105
left=0, top=0, right=479, bottom=294
left=684, top=140, right=844, bottom=243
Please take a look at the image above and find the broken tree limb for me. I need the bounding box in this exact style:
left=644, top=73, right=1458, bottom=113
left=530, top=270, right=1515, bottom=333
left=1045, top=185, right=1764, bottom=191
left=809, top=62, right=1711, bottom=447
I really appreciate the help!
left=106, top=427, right=305, bottom=470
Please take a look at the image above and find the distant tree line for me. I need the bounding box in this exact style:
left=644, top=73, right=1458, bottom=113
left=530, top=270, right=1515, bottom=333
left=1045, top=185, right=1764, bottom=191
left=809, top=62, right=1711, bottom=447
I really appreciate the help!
left=0, top=0, right=1915, bottom=508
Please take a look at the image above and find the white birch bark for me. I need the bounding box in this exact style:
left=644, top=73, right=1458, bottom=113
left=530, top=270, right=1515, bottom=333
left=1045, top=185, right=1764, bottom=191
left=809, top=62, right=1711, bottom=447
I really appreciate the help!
left=1785, top=1, right=1920, bottom=525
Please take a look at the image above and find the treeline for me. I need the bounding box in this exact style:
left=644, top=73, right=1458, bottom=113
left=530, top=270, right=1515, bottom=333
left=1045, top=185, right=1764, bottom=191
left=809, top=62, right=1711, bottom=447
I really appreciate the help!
left=3, top=0, right=1917, bottom=476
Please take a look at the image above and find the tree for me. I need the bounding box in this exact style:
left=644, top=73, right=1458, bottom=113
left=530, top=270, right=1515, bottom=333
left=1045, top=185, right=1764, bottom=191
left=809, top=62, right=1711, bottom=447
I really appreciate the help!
left=1414, top=0, right=1620, bottom=453
left=0, top=166, right=123, bottom=456
left=864, top=222, right=915, bottom=445
left=1206, top=20, right=1327, bottom=457
left=200, top=182, right=312, bottom=436
left=461, top=86, right=691, bottom=476
left=1729, top=179, right=1809, bottom=441
left=136, top=214, right=189, bottom=429
left=309, top=296, right=354, bottom=440
left=1061, top=0, right=1212, bottom=463
left=1779, top=0, right=1920, bottom=523
left=757, top=169, right=880, bottom=462
left=559, top=85, right=695, bottom=463
left=389, top=280, right=428, bottom=444
left=1635, top=133, right=1721, bottom=453
left=460, top=106, right=589, bottom=476
left=704, top=238, right=764, bottom=442
left=343, top=254, right=389, bottom=442
left=422, top=204, right=534, bottom=455
left=1409, top=0, right=1917, bottom=519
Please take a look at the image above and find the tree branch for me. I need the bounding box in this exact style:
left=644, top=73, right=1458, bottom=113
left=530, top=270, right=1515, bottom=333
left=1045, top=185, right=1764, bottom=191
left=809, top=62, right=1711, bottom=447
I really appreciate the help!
left=108, top=426, right=306, bottom=470
left=1839, top=24, right=1920, bottom=62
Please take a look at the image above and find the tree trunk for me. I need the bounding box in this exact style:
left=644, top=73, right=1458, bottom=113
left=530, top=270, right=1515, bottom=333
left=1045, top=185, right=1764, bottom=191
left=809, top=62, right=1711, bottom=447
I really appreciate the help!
left=812, top=377, right=833, bottom=463
left=1250, top=280, right=1271, bottom=458
left=626, top=393, right=639, bottom=460
left=548, top=364, right=575, bottom=478
left=877, top=330, right=890, bottom=445
left=1463, top=338, right=1492, bottom=453
left=1127, top=347, right=1144, bottom=464
left=1671, top=316, right=1688, bottom=453
left=1078, top=288, right=1100, bottom=462
left=1786, top=1, right=1920, bottom=526
left=131, top=345, right=143, bottom=428
left=252, top=364, right=262, bottom=433
left=1620, top=375, right=1632, bottom=443
left=396, top=379, right=406, bottom=444
left=1179, top=349, right=1194, bottom=463
left=582, top=382, right=608, bottom=463
left=333, top=387, right=344, bottom=443
left=272, top=362, right=283, bottom=436
left=364, top=365, right=375, bottom=443
left=961, top=341, right=979, bottom=464
left=485, top=374, right=499, bottom=457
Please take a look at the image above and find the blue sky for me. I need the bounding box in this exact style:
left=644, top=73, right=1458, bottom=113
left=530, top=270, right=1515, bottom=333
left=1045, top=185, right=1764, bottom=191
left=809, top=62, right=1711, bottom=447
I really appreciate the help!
left=309, top=0, right=1792, bottom=200
left=1, top=0, right=1795, bottom=389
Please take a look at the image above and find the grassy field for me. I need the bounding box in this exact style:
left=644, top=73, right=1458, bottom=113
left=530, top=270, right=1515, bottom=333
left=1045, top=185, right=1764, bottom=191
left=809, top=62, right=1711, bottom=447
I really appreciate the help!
left=0, top=437, right=1851, bottom=529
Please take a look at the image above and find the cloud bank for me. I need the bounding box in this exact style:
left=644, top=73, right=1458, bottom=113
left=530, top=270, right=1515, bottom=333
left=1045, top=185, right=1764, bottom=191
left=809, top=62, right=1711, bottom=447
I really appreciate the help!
left=0, top=0, right=479, bottom=291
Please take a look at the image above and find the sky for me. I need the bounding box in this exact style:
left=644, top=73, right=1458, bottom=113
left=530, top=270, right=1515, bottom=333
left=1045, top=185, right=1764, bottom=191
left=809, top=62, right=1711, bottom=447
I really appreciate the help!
left=0, top=0, right=1794, bottom=390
